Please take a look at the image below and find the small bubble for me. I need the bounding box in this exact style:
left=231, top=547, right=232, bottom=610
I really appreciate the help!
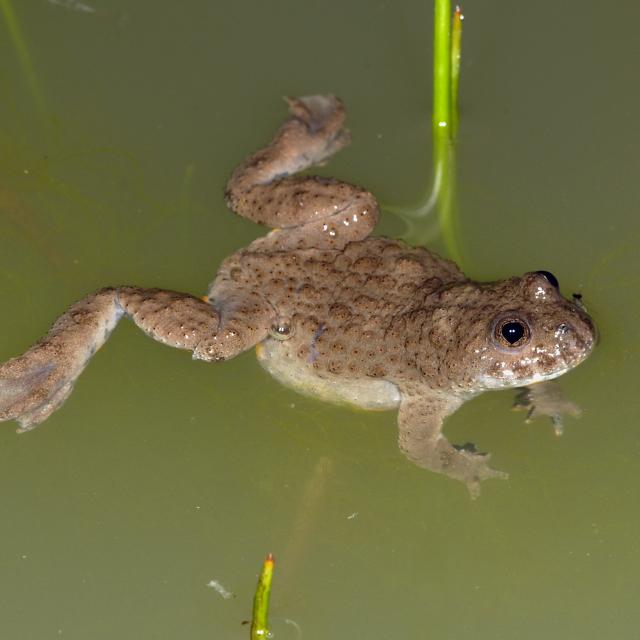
left=269, top=316, right=295, bottom=341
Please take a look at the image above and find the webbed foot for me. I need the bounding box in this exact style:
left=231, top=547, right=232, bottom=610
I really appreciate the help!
left=0, top=354, right=69, bottom=432
left=447, top=444, right=509, bottom=499
left=512, top=380, right=582, bottom=436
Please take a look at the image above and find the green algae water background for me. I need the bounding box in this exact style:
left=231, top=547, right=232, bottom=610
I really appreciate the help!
left=1, top=1, right=639, bottom=638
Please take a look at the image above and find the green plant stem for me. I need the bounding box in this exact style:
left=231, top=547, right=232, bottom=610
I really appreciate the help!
left=0, top=0, right=48, bottom=122
left=432, top=0, right=452, bottom=134
left=431, top=1, right=463, bottom=263
left=433, top=131, right=462, bottom=264
left=179, top=163, right=196, bottom=213
left=382, top=1, right=464, bottom=265
left=250, top=554, right=274, bottom=640
left=450, top=6, right=463, bottom=137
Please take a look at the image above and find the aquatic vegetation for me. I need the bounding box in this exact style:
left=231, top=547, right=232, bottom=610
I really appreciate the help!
left=0, top=0, right=47, bottom=123
left=392, top=0, right=464, bottom=264
left=250, top=554, right=274, bottom=640
left=450, top=6, right=463, bottom=137
left=429, top=1, right=463, bottom=263
left=432, top=1, right=462, bottom=137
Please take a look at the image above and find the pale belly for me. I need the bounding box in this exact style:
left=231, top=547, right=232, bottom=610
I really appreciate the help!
left=255, top=338, right=401, bottom=411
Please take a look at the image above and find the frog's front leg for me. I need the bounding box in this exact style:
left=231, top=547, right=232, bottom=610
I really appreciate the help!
left=397, top=390, right=508, bottom=498
left=225, top=94, right=379, bottom=250
left=0, top=286, right=273, bottom=431
left=512, top=380, right=582, bottom=436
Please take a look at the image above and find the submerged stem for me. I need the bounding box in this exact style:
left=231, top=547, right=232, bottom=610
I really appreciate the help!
left=0, top=0, right=48, bottom=123
left=383, top=1, right=464, bottom=265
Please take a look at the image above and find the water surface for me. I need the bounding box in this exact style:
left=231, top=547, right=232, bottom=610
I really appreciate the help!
left=0, top=1, right=638, bottom=638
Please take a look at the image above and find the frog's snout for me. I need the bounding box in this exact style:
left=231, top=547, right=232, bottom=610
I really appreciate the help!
left=560, top=309, right=597, bottom=362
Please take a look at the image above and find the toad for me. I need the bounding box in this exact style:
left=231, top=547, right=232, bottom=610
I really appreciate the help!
left=0, top=95, right=596, bottom=495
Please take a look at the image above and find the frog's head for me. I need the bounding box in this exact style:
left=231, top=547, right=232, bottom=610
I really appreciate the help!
left=446, top=270, right=597, bottom=391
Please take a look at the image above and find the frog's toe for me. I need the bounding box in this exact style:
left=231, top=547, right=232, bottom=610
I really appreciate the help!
left=512, top=382, right=582, bottom=435
left=453, top=441, right=479, bottom=454
left=15, top=382, right=74, bottom=433
left=461, top=451, right=509, bottom=499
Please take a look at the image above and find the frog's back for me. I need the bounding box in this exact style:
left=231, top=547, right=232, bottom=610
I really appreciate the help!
left=211, top=236, right=468, bottom=408
left=218, top=236, right=466, bottom=322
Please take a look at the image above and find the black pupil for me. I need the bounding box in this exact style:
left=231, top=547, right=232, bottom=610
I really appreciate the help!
left=501, top=322, right=525, bottom=345
left=535, top=270, right=559, bottom=288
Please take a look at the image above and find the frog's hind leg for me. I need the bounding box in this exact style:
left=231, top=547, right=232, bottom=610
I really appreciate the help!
left=0, top=289, right=124, bottom=431
left=0, top=286, right=272, bottom=431
left=225, top=95, right=379, bottom=250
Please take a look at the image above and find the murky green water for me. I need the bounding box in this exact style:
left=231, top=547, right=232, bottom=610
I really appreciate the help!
left=1, top=1, right=639, bottom=638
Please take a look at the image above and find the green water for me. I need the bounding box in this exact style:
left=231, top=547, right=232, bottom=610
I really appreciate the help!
left=1, top=1, right=639, bottom=638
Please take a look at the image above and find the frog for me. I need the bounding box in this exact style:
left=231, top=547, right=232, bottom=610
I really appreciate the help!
left=0, top=95, right=596, bottom=496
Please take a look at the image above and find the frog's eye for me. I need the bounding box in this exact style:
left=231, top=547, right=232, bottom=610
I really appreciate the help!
left=535, top=270, right=559, bottom=289
left=495, top=318, right=530, bottom=348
